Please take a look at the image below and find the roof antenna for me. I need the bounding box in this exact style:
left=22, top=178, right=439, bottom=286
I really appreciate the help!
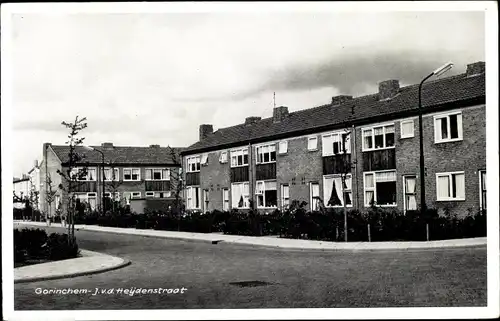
left=273, top=92, right=276, bottom=108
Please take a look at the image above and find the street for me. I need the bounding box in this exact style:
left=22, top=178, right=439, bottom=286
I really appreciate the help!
left=15, top=226, right=487, bottom=309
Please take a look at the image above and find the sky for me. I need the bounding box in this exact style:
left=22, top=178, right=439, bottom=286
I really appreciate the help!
left=6, top=8, right=485, bottom=177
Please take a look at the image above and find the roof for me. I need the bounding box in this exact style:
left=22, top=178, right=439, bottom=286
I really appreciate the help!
left=182, top=70, right=485, bottom=155
left=50, top=145, right=184, bottom=166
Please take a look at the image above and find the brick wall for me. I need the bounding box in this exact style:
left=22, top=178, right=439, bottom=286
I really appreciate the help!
left=199, top=150, right=231, bottom=211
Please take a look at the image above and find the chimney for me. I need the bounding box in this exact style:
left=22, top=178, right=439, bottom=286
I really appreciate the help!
left=199, top=124, right=214, bottom=141
left=378, top=79, right=400, bottom=100
left=273, top=106, right=289, bottom=123
left=101, top=142, right=114, bottom=149
left=149, top=144, right=160, bottom=148
left=34, top=160, right=39, bottom=168
left=245, top=116, right=261, bottom=125
left=466, top=61, right=485, bottom=77
left=331, top=95, right=353, bottom=106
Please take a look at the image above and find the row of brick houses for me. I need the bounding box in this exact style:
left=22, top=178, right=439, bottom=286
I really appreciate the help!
left=180, top=61, right=486, bottom=217
left=39, top=143, right=183, bottom=216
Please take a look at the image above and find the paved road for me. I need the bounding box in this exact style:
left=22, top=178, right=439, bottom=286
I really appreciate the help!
left=15, top=226, right=487, bottom=309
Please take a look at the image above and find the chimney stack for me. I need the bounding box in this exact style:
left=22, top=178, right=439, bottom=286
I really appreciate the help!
left=466, top=61, right=485, bottom=77
left=101, top=142, right=114, bottom=149
left=199, top=124, right=214, bottom=141
left=34, top=160, right=39, bottom=168
left=245, top=116, right=261, bottom=125
left=273, top=106, right=289, bottom=123
left=149, top=144, right=160, bottom=148
left=331, top=95, right=353, bottom=106
left=378, top=79, right=400, bottom=100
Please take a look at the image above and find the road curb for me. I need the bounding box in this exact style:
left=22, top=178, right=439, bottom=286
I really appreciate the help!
left=15, top=255, right=131, bottom=284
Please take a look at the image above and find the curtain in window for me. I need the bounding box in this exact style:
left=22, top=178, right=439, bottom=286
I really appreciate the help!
left=363, top=129, right=373, bottom=149
left=437, top=176, right=450, bottom=199
left=162, top=169, right=169, bottom=180
left=264, top=181, right=276, bottom=190
left=376, top=171, right=396, bottom=182
left=454, top=173, right=465, bottom=199
left=145, top=169, right=152, bottom=180
left=365, top=173, right=374, bottom=188
left=365, top=191, right=374, bottom=206
left=405, top=177, right=417, bottom=210
left=402, top=121, right=413, bottom=136
left=343, top=177, right=352, bottom=205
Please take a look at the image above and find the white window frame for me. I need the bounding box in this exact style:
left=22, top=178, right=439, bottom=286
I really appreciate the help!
left=219, top=151, right=228, bottom=163
left=203, top=189, right=210, bottom=212
left=231, top=182, right=250, bottom=209
left=363, top=170, right=397, bottom=207
left=145, top=168, right=171, bottom=181
left=222, top=188, right=230, bottom=211
left=323, top=174, right=353, bottom=208
left=436, top=171, right=466, bottom=201
left=131, top=192, right=141, bottom=199
left=362, top=123, right=396, bottom=151
left=230, top=148, right=249, bottom=168
left=186, top=155, right=201, bottom=173
left=186, top=186, right=201, bottom=210
left=123, top=168, right=141, bottom=181
left=400, top=119, right=415, bottom=139
left=403, top=175, right=418, bottom=213
left=433, top=111, right=463, bottom=143
left=281, top=184, right=290, bottom=210
left=72, top=167, right=97, bottom=181
left=322, top=131, right=351, bottom=156
left=307, top=136, right=318, bottom=151
left=103, top=167, right=120, bottom=181
left=201, top=153, right=209, bottom=166
left=278, top=141, right=288, bottom=154
left=309, top=182, right=320, bottom=211
left=479, top=170, right=486, bottom=210
left=255, top=180, right=278, bottom=209
left=87, top=192, right=97, bottom=210
left=104, top=192, right=120, bottom=201
left=256, top=144, right=277, bottom=164
left=145, top=191, right=155, bottom=198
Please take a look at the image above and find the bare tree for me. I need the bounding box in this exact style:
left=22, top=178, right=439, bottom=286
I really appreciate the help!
left=56, top=116, right=88, bottom=245
left=104, top=163, right=121, bottom=214
left=167, top=146, right=184, bottom=231
left=44, top=174, right=57, bottom=225
left=28, top=175, right=40, bottom=221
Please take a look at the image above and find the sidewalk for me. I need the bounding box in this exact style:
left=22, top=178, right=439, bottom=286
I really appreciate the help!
left=14, top=221, right=487, bottom=251
left=15, top=249, right=130, bottom=283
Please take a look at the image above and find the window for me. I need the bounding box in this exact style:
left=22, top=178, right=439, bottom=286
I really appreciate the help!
left=104, top=192, right=120, bottom=201
left=256, top=144, right=276, bottom=164
left=222, top=188, right=230, bottom=211
left=404, top=175, right=417, bottom=212
left=310, top=182, right=320, bottom=211
left=186, top=186, right=201, bottom=209
left=122, top=192, right=131, bottom=205
left=131, top=192, right=141, bottom=199
left=323, top=175, right=352, bottom=207
left=201, top=153, right=209, bottom=166
left=480, top=170, right=486, bottom=210
left=71, top=167, right=97, bottom=181
left=364, top=171, right=397, bottom=206
left=219, top=151, right=228, bottom=163
left=230, top=148, right=249, bottom=167
left=203, top=189, right=209, bottom=212
left=145, top=192, right=155, bottom=198
left=281, top=184, right=290, bottom=209
left=434, top=112, right=463, bottom=143
left=146, top=191, right=171, bottom=198
left=231, top=182, right=249, bottom=208
left=145, top=168, right=170, bottom=181
left=186, top=156, right=201, bottom=172
left=87, top=192, right=97, bottom=210
left=436, top=172, right=465, bottom=201
left=103, top=168, right=120, bottom=181
left=307, top=136, right=318, bottom=151
left=278, top=141, right=288, bottom=154
left=322, top=132, right=351, bottom=156
left=123, top=168, right=140, bottom=181
left=362, top=124, right=395, bottom=151
left=255, top=180, right=278, bottom=208
left=400, top=119, right=415, bottom=138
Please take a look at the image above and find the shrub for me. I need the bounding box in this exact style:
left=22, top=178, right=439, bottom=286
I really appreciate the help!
left=46, top=233, right=80, bottom=260
left=14, top=228, right=79, bottom=263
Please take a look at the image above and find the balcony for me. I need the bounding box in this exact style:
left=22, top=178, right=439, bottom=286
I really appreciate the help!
left=230, top=166, right=249, bottom=183
left=322, top=154, right=352, bottom=175
left=256, top=163, right=277, bottom=180
left=72, top=181, right=97, bottom=193
left=362, top=148, right=396, bottom=171
left=185, top=172, right=200, bottom=186
left=145, top=180, right=172, bottom=191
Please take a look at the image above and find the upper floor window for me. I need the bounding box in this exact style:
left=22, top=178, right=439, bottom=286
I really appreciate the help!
left=219, top=151, right=228, bottom=163
left=434, top=112, right=463, bottom=143
left=145, top=168, right=170, bottom=181
left=256, top=144, right=276, bottom=164
left=123, top=168, right=140, bottom=181
left=230, top=148, right=249, bottom=167
left=307, top=136, right=318, bottom=151
left=322, top=132, right=351, bottom=156
left=71, top=167, right=97, bottom=181
left=362, top=124, right=395, bottom=151
left=103, top=168, right=120, bottom=181
left=436, top=171, right=465, bottom=201
left=278, top=141, right=288, bottom=154
left=201, top=153, right=209, bottom=166
left=400, top=119, right=415, bottom=138
left=186, top=156, right=201, bottom=173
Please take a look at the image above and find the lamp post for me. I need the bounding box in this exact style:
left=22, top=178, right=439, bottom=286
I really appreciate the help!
left=418, top=62, right=453, bottom=213
left=83, top=146, right=105, bottom=215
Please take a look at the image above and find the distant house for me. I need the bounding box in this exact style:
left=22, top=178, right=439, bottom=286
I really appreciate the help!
left=13, top=176, right=30, bottom=209
left=28, top=160, right=42, bottom=210
left=39, top=142, right=183, bottom=216
left=180, top=61, right=486, bottom=217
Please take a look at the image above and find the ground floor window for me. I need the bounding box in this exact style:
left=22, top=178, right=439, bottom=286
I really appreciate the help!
left=186, top=186, right=201, bottom=209
left=310, top=182, right=320, bottom=211
left=364, top=170, right=397, bottom=206
left=323, top=175, right=352, bottom=207
left=436, top=171, right=465, bottom=201
left=55, top=195, right=61, bottom=210
left=231, top=182, right=249, bottom=209
left=222, top=188, right=230, bottom=211
left=480, top=170, right=486, bottom=210
left=145, top=191, right=171, bottom=199
left=403, top=175, right=417, bottom=212
left=256, top=180, right=277, bottom=208
left=281, top=184, right=290, bottom=210
left=203, top=189, right=210, bottom=212
left=104, top=192, right=120, bottom=202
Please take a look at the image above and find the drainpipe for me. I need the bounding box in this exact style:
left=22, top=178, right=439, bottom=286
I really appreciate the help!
left=248, top=141, right=254, bottom=209
left=352, top=124, right=359, bottom=209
